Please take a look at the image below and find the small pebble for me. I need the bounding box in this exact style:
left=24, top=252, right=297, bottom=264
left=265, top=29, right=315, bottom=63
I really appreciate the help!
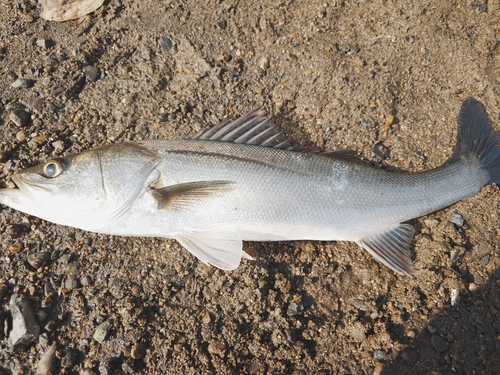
left=202, top=312, right=211, bottom=325
left=215, top=20, right=227, bottom=30
left=493, top=269, right=500, bottom=280
left=80, top=275, right=93, bottom=287
left=481, top=254, right=490, bottom=266
left=8, top=293, right=41, bottom=352
left=491, top=319, right=500, bottom=333
left=44, top=320, right=57, bottom=333
left=16, top=130, right=27, bottom=142
left=373, top=349, right=386, bottom=360
left=138, top=44, right=151, bottom=61
left=11, top=79, right=30, bottom=88
left=372, top=362, right=386, bottom=375
left=27, top=252, right=51, bottom=269
left=36, top=343, right=57, bottom=375
left=52, top=140, right=65, bottom=151
left=484, top=338, right=496, bottom=352
left=449, top=210, right=464, bottom=227
left=259, top=56, right=270, bottom=70
left=38, top=332, right=49, bottom=349
left=130, top=341, right=147, bottom=359
left=52, top=87, right=65, bottom=97
left=82, top=66, right=100, bottom=82
left=286, top=302, right=299, bottom=316
left=32, top=134, right=47, bottom=144
left=207, top=340, right=226, bottom=357
left=450, top=247, right=465, bottom=267
left=475, top=243, right=492, bottom=258
left=373, top=142, right=389, bottom=160
left=121, top=363, right=134, bottom=374
left=424, top=219, right=439, bottom=227
left=64, top=276, right=79, bottom=290
left=93, top=321, right=111, bottom=343
left=400, top=347, right=418, bottom=363
left=98, top=364, right=110, bottom=375
left=130, top=283, right=141, bottom=296
left=10, top=243, right=23, bottom=254
left=431, top=334, right=449, bottom=352
left=36, top=39, right=49, bottom=49
left=123, top=344, right=132, bottom=357
left=160, top=35, right=174, bottom=52
left=350, top=45, right=360, bottom=53
left=418, top=345, right=435, bottom=360
left=6, top=224, right=22, bottom=236
left=108, top=279, right=125, bottom=299
left=44, top=57, right=59, bottom=67
left=10, top=109, right=31, bottom=127
left=24, top=14, right=34, bottom=23
left=450, top=288, right=458, bottom=306
left=427, top=324, right=437, bottom=334
left=35, top=310, right=48, bottom=323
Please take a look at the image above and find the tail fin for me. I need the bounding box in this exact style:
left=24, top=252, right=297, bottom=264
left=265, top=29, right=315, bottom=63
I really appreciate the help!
left=451, top=98, right=500, bottom=184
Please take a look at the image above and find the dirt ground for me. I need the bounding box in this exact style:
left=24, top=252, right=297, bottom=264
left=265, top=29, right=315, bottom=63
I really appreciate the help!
left=0, top=0, right=499, bottom=374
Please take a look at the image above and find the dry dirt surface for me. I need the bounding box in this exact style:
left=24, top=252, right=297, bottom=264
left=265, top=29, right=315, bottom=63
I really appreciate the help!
left=1, top=0, right=500, bottom=374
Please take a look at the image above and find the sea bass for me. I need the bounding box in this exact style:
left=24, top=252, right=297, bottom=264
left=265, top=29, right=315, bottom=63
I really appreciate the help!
left=0, top=98, right=499, bottom=275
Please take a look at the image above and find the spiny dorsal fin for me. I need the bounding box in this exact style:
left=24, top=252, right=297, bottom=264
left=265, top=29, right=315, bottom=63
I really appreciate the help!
left=356, top=224, right=416, bottom=276
left=188, top=108, right=295, bottom=150
left=151, top=180, right=234, bottom=211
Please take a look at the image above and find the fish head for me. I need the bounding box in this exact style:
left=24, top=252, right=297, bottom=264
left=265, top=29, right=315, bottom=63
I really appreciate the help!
left=0, top=150, right=105, bottom=226
left=0, top=143, right=160, bottom=230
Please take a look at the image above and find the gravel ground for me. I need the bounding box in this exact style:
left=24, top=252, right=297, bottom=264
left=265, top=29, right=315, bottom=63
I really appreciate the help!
left=1, top=0, right=500, bottom=374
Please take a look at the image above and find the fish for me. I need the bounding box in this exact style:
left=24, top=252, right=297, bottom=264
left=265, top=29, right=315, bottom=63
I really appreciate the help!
left=0, top=98, right=499, bottom=275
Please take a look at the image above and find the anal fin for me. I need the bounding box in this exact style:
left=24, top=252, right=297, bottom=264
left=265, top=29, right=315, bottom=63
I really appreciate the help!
left=176, top=230, right=248, bottom=270
left=356, top=224, right=416, bottom=276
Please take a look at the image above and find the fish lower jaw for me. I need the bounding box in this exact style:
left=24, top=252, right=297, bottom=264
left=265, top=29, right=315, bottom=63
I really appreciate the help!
left=0, top=188, right=36, bottom=214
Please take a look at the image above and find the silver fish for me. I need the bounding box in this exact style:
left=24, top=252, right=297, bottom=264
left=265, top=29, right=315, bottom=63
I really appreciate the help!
left=1, top=98, right=499, bottom=275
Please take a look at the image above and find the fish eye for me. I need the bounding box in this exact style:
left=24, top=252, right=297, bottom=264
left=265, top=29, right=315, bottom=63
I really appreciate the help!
left=42, top=158, right=64, bottom=178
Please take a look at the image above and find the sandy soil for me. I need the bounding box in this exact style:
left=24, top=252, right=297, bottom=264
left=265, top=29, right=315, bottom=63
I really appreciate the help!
left=0, top=0, right=499, bottom=374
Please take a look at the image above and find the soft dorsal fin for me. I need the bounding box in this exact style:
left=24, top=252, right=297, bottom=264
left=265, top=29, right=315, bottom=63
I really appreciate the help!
left=188, top=108, right=295, bottom=150
left=356, top=224, right=416, bottom=276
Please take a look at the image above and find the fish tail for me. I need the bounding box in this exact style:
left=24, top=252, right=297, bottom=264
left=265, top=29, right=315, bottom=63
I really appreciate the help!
left=450, top=98, right=500, bottom=185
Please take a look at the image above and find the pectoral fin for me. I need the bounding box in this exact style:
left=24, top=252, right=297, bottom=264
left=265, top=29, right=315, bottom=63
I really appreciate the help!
left=356, top=224, right=416, bottom=276
left=176, top=230, right=250, bottom=270
left=152, top=180, right=234, bottom=211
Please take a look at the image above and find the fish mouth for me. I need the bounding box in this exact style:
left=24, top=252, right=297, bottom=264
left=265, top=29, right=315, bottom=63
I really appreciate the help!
left=0, top=182, right=33, bottom=213
left=8, top=174, right=53, bottom=205
left=0, top=174, right=54, bottom=219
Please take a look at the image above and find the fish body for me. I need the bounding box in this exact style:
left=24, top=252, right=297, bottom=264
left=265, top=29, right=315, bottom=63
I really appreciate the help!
left=1, top=98, right=499, bottom=274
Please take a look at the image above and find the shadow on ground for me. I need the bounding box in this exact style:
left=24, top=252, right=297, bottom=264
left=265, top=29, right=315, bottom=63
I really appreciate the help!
left=384, top=267, right=500, bottom=374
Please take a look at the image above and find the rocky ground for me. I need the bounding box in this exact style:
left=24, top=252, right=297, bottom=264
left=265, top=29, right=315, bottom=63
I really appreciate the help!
left=0, top=0, right=499, bottom=374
